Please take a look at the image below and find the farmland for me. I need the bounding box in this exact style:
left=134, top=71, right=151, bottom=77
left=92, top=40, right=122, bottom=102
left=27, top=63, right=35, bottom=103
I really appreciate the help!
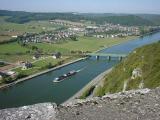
left=0, top=36, right=136, bottom=62
left=33, top=36, right=136, bottom=53
left=0, top=16, right=63, bottom=42
left=13, top=56, right=72, bottom=76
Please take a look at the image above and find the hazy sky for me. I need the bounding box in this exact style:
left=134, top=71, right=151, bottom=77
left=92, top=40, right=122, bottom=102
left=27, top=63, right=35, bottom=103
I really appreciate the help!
left=0, top=0, right=160, bottom=14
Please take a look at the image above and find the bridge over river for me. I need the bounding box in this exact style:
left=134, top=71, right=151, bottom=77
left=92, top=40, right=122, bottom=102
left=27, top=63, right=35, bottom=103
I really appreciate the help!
left=86, top=53, right=128, bottom=60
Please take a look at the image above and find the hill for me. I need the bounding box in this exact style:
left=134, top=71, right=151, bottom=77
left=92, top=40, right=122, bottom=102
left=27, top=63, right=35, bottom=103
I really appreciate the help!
left=0, top=10, right=158, bottom=26
left=94, top=41, right=160, bottom=96
left=137, top=14, right=160, bottom=26
left=0, top=10, right=84, bottom=24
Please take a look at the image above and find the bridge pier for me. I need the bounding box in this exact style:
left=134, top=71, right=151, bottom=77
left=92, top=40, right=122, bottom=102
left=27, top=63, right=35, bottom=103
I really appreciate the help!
left=107, top=56, right=111, bottom=61
left=96, top=55, right=100, bottom=60
left=118, top=56, right=123, bottom=61
left=86, top=53, right=127, bottom=61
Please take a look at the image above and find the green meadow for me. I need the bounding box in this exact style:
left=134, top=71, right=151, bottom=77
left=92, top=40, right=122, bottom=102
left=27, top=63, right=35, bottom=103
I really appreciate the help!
left=0, top=36, right=136, bottom=62
left=0, top=16, right=62, bottom=42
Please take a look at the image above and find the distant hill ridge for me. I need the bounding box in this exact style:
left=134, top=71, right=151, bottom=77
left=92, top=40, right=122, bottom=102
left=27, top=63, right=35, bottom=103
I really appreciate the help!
left=0, top=10, right=160, bottom=25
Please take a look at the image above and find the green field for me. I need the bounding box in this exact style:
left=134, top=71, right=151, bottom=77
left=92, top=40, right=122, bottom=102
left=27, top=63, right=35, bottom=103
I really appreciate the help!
left=33, top=36, right=136, bottom=53
left=0, top=42, right=33, bottom=62
left=0, top=35, right=12, bottom=42
left=13, top=56, right=79, bottom=77
left=14, top=57, right=66, bottom=76
left=0, top=16, right=63, bottom=42
left=0, top=42, right=29, bottom=54
left=0, top=56, right=71, bottom=84
left=0, top=36, right=136, bottom=62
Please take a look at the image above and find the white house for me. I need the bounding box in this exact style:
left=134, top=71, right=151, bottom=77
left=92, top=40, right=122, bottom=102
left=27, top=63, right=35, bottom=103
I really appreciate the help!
left=6, top=71, right=17, bottom=78
left=12, top=35, right=18, bottom=38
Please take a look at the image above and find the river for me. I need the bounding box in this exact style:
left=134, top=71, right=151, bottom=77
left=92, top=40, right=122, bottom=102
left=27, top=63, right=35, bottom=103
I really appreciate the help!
left=0, top=32, right=160, bottom=109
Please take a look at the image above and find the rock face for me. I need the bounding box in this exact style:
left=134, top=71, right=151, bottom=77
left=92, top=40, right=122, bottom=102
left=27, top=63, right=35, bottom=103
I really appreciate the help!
left=0, top=103, right=57, bottom=120
left=1, top=88, right=160, bottom=120
left=131, top=68, right=142, bottom=79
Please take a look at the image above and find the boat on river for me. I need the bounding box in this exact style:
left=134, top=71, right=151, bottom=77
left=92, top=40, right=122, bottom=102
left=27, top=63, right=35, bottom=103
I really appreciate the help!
left=53, top=69, right=81, bottom=83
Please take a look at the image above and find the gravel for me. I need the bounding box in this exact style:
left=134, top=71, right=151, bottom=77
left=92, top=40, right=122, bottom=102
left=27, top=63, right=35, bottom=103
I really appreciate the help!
left=57, top=88, right=160, bottom=120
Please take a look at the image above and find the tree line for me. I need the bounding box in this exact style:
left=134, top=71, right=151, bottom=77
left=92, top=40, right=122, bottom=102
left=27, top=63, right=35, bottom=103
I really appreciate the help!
left=0, top=10, right=158, bottom=26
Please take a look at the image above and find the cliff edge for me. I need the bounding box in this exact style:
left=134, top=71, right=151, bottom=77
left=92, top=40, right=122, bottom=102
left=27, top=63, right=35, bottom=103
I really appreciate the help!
left=1, top=88, right=160, bottom=120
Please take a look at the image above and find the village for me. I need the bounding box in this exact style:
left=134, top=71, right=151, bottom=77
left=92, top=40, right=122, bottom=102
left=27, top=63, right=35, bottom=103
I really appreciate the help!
left=12, top=19, right=160, bottom=44
left=16, top=19, right=142, bottom=44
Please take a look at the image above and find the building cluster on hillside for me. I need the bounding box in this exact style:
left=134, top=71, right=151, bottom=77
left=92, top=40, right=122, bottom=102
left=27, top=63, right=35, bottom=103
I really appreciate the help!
left=18, top=20, right=160, bottom=44
left=19, top=23, right=140, bottom=43
left=47, top=21, right=141, bottom=40
left=49, top=19, right=85, bottom=28
left=20, top=30, right=76, bottom=43
left=49, top=19, right=86, bottom=35
left=85, top=23, right=140, bottom=38
left=68, top=27, right=85, bottom=34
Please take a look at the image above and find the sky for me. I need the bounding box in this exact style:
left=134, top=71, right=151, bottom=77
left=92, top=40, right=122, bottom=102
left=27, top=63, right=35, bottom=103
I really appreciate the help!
left=0, top=0, right=160, bottom=14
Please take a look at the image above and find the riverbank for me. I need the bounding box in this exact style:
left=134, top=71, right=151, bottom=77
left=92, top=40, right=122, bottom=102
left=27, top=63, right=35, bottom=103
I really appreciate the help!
left=0, top=57, right=87, bottom=90
left=140, top=30, right=160, bottom=37
left=95, top=31, right=160, bottom=54
left=0, top=36, right=138, bottom=89
left=61, top=33, right=153, bottom=103
left=94, top=36, right=139, bottom=53
left=62, top=67, right=113, bottom=105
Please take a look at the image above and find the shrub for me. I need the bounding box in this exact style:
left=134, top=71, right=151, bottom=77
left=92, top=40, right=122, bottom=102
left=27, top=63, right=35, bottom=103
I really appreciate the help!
left=3, top=77, right=14, bottom=84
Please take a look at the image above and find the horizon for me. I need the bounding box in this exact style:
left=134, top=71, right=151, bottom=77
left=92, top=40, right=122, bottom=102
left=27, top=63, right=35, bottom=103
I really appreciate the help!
left=1, top=9, right=160, bottom=15
left=0, top=0, right=160, bottom=14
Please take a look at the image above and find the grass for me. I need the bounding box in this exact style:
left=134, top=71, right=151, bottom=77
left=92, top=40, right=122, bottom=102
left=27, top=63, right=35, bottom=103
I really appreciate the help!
left=0, top=55, right=33, bottom=63
left=13, top=56, right=79, bottom=77
left=94, top=41, right=160, bottom=96
left=13, top=57, right=66, bottom=76
left=0, top=16, right=63, bottom=41
left=79, top=86, right=95, bottom=99
left=0, top=16, right=62, bottom=32
left=0, top=35, right=12, bottom=42
left=0, top=36, right=136, bottom=63
left=0, top=42, right=34, bottom=62
left=0, top=42, right=29, bottom=54
left=32, top=56, right=74, bottom=69
left=33, top=36, right=136, bottom=54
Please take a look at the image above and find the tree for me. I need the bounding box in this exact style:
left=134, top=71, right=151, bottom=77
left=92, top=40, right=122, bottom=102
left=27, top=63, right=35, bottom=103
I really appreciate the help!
left=70, top=35, right=78, bottom=41
left=2, top=77, right=14, bottom=83
left=32, top=46, right=38, bottom=50
left=47, top=62, right=53, bottom=69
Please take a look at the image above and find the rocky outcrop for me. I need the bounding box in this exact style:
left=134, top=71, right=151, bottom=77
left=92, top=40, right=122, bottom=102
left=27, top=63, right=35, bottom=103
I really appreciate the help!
left=1, top=88, right=160, bottom=120
left=0, top=103, right=57, bottom=120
